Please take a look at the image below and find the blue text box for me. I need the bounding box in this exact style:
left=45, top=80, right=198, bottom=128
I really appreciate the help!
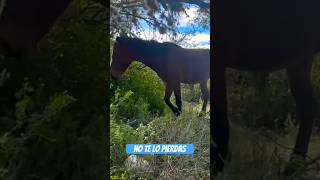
left=126, top=144, right=194, bottom=154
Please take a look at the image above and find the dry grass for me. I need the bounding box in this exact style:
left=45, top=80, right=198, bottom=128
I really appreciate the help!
left=215, top=124, right=320, bottom=180
left=112, top=102, right=210, bottom=180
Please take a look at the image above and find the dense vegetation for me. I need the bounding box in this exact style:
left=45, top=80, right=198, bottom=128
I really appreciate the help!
left=215, top=58, right=320, bottom=179
left=110, top=61, right=210, bottom=179
left=0, top=1, right=107, bottom=179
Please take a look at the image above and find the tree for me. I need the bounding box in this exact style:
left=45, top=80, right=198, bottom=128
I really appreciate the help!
left=110, top=0, right=210, bottom=40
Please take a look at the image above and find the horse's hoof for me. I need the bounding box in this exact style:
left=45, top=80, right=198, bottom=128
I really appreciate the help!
left=172, top=108, right=181, bottom=116
left=169, top=106, right=181, bottom=116
left=198, top=111, right=207, bottom=117
left=282, top=154, right=306, bottom=175
left=175, top=111, right=181, bottom=116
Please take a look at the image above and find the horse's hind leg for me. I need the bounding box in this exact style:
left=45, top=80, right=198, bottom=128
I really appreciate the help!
left=200, top=80, right=209, bottom=113
left=285, top=62, right=317, bottom=173
left=164, top=83, right=180, bottom=116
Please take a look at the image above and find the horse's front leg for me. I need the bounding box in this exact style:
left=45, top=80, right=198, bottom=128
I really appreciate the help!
left=173, top=83, right=182, bottom=115
left=164, top=83, right=180, bottom=116
left=284, top=62, right=317, bottom=174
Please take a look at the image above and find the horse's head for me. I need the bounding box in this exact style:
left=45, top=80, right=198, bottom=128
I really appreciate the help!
left=110, top=37, right=134, bottom=80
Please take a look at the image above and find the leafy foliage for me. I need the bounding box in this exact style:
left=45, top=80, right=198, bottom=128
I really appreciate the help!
left=0, top=0, right=107, bottom=179
left=110, top=105, right=210, bottom=179
left=110, top=62, right=167, bottom=125
left=110, top=0, right=210, bottom=39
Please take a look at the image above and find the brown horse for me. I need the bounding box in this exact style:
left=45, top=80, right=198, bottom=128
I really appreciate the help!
left=111, top=37, right=210, bottom=116
left=213, top=0, right=320, bottom=175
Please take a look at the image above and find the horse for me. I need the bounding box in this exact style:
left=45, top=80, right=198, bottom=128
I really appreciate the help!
left=110, top=37, right=210, bottom=116
left=213, top=0, right=320, bottom=175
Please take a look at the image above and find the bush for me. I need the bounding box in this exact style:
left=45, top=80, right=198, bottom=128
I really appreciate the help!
left=0, top=0, right=107, bottom=178
left=110, top=103, right=210, bottom=179
left=110, top=62, right=168, bottom=123
left=110, top=118, right=141, bottom=167
left=111, top=89, right=151, bottom=127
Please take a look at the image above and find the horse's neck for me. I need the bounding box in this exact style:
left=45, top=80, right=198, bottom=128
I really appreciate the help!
left=136, top=54, right=163, bottom=74
left=128, top=42, right=165, bottom=75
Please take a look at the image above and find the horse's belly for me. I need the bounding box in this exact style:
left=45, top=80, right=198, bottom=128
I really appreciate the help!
left=225, top=54, right=304, bottom=71
left=181, top=64, right=210, bottom=83
left=226, top=59, right=289, bottom=71
left=173, top=51, right=210, bottom=83
left=219, top=40, right=310, bottom=71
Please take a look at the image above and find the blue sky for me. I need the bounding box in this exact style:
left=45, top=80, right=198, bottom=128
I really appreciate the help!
left=136, top=6, right=210, bottom=49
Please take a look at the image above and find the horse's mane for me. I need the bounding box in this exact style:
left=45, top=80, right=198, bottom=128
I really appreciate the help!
left=116, top=37, right=182, bottom=51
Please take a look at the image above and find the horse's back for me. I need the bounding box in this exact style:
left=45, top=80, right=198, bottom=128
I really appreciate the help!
left=215, top=0, right=320, bottom=71
left=167, top=48, right=210, bottom=84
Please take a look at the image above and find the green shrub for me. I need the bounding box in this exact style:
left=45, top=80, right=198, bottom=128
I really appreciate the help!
left=111, top=89, right=151, bottom=127
left=110, top=62, right=168, bottom=123
left=0, top=0, right=107, bottom=178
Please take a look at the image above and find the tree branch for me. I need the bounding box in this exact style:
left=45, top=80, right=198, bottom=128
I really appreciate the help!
left=118, top=11, right=176, bottom=32
left=163, top=0, right=209, bottom=9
